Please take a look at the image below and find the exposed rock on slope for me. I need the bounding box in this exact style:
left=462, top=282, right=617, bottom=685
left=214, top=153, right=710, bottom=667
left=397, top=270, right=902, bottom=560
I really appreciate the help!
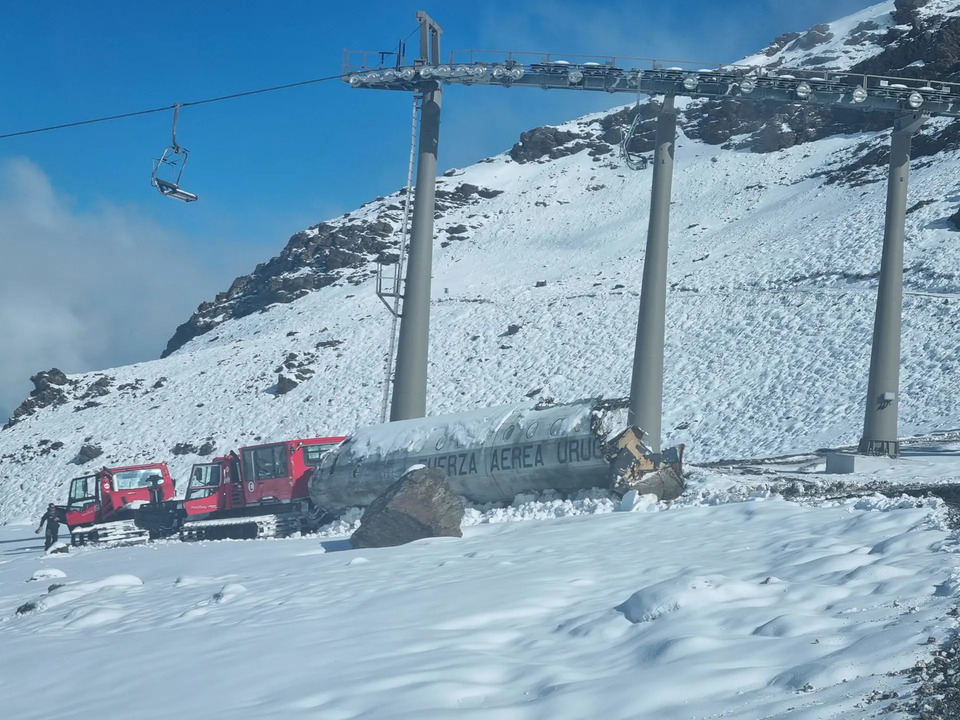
left=5, top=370, right=76, bottom=429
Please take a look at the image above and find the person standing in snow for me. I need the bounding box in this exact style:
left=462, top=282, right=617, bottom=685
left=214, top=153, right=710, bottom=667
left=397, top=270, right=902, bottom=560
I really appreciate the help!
left=35, top=503, right=61, bottom=550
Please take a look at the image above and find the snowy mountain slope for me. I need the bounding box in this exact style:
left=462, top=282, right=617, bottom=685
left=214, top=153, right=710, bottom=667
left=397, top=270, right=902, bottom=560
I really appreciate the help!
left=2, top=0, right=960, bottom=524
left=739, top=0, right=899, bottom=69
left=739, top=0, right=960, bottom=73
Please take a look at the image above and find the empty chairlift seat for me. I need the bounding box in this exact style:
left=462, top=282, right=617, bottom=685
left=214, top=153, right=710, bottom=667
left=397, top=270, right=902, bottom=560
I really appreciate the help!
left=151, top=103, right=198, bottom=202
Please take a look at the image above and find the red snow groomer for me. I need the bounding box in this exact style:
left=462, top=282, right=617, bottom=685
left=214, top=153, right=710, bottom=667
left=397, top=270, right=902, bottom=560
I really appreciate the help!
left=136, top=436, right=345, bottom=541
left=65, top=463, right=175, bottom=546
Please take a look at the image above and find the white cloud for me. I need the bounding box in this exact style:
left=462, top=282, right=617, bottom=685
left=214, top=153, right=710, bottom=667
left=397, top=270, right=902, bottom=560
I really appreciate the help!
left=0, top=158, right=224, bottom=420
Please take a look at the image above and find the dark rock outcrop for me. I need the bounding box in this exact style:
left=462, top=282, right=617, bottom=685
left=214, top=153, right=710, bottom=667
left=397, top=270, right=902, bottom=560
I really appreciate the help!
left=760, top=32, right=802, bottom=58
left=852, top=14, right=960, bottom=81
left=507, top=104, right=659, bottom=166
left=510, top=126, right=582, bottom=163
left=4, top=369, right=74, bottom=429
left=350, top=467, right=464, bottom=549
left=80, top=376, right=112, bottom=400
left=275, top=374, right=299, bottom=395
left=172, top=442, right=198, bottom=456
left=790, top=24, right=834, bottom=52
left=894, top=0, right=931, bottom=26
left=74, top=443, right=103, bottom=465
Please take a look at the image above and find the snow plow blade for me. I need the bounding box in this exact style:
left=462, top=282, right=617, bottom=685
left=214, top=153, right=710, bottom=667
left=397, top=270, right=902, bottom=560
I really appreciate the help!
left=607, top=426, right=685, bottom=501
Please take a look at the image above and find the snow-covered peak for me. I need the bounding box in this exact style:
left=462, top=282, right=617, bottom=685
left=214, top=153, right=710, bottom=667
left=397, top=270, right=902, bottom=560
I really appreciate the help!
left=739, top=0, right=960, bottom=73
left=739, top=1, right=897, bottom=70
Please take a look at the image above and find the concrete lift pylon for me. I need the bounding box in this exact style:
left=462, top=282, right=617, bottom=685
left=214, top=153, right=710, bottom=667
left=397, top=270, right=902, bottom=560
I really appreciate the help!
left=858, top=111, right=927, bottom=457
left=388, top=11, right=442, bottom=422
left=628, top=95, right=675, bottom=452
left=346, top=13, right=943, bottom=455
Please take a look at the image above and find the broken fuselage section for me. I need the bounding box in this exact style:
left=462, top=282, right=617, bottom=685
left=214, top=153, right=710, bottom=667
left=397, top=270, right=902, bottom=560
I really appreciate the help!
left=309, top=398, right=684, bottom=513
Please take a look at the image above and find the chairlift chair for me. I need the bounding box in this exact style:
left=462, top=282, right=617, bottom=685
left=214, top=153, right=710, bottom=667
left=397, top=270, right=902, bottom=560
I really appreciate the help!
left=151, top=104, right=198, bottom=202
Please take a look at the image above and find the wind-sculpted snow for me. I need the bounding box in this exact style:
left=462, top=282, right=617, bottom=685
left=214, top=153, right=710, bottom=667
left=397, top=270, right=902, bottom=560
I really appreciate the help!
left=2, top=457, right=959, bottom=718
left=3, top=1, right=960, bottom=526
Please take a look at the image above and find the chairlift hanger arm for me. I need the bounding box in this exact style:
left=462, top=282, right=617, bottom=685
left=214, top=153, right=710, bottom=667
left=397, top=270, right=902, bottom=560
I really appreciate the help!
left=171, top=103, right=183, bottom=151
left=151, top=104, right=197, bottom=202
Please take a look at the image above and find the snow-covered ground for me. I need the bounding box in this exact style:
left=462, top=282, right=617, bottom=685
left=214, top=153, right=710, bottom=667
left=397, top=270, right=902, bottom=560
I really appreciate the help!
left=4, top=1, right=960, bottom=716
left=3, top=452, right=960, bottom=719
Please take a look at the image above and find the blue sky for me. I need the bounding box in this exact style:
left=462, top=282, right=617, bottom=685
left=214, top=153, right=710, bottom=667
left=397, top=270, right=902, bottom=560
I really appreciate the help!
left=0, top=0, right=877, bottom=419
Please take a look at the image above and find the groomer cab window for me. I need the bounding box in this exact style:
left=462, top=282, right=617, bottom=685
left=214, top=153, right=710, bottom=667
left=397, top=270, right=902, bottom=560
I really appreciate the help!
left=242, top=444, right=289, bottom=482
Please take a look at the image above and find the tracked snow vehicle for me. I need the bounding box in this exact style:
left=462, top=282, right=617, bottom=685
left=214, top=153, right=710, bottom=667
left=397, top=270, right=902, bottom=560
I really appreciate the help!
left=136, top=436, right=345, bottom=541
left=309, top=398, right=684, bottom=514
left=64, top=463, right=175, bottom=546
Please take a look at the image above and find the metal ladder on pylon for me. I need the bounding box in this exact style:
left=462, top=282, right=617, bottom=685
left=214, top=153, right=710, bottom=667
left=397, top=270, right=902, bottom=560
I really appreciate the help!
left=377, top=92, right=422, bottom=422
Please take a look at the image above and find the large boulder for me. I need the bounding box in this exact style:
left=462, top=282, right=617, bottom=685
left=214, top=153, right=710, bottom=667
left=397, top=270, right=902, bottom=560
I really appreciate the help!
left=74, top=443, right=103, bottom=465
left=350, top=467, right=464, bottom=549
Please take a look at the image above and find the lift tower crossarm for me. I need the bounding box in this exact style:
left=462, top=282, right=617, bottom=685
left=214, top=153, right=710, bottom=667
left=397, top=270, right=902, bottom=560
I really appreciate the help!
left=341, top=53, right=960, bottom=118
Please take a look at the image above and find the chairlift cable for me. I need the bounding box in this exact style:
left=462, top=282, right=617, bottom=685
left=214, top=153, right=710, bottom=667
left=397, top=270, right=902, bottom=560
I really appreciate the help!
left=0, top=105, right=176, bottom=140
left=178, top=72, right=347, bottom=109
left=0, top=72, right=348, bottom=140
